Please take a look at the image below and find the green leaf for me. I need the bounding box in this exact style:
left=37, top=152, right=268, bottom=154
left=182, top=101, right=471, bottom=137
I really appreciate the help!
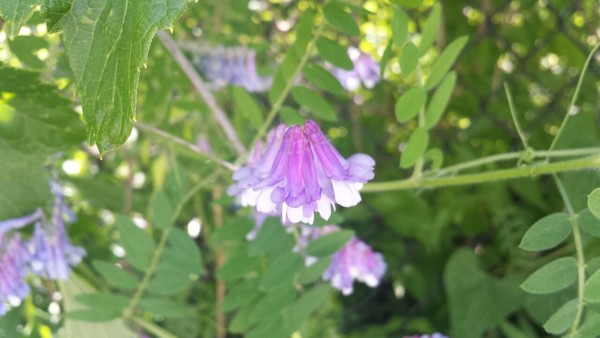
left=379, top=38, right=394, bottom=78
left=391, top=6, right=409, bottom=46
left=260, top=252, right=303, bottom=291
left=588, top=188, right=600, bottom=219
left=213, top=219, right=254, bottom=243
left=61, top=274, right=135, bottom=334
left=425, top=36, right=469, bottom=89
left=92, top=260, right=138, bottom=291
left=579, top=208, right=600, bottom=237
left=425, top=72, right=457, bottom=128
left=444, top=250, right=525, bottom=338
left=281, top=284, right=332, bottom=335
left=400, top=43, right=419, bottom=76
left=248, top=218, right=291, bottom=256
left=400, top=127, right=429, bottom=168
left=323, top=2, right=360, bottom=36
left=297, top=256, right=332, bottom=284
left=395, top=87, right=426, bottom=123
left=147, top=265, right=192, bottom=296
left=217, top=247, right=259, bottom=281
left=0, top=65, right=85, bottom=220
left=6, top=36, right=48, bottom=69
left=305, top=230, right=354, bottom=257
left=291, top=86, right=337, bottom=121
left=221, top=279, right=260, bottom=312
left=247, top=319, right=285, bottom=338
left=250, top=286, right=296, bottom=323
left=162, top=228, right=203, bottom=276
left=116, top=214, right=156, bottom=271
left=311, top=212, right=345, bottom=227
left=519, top=213, right=572, bottom=252
left=75, top=293, right=129, bottom=312
left=50, top=0, right=188, bottom=153
left=303, top=63, right=345, bottom=96
left=584, top=269, right=600, bottom=303
left=139, top=298, right=195, bottom=318
left=0, top=0, right=39, bottom=38
left=269, top=9, right=314, bottom=104
left=423, top=148, right=444, bottom=169
left=391, top=0, right=421, bottom=7
left=229, top=297, right=260, bottom=333
left=520, top=257, right=578, bottom=294
left=418, top=3, right=441, bottom=55
left=280, top=106, right=307, bottom=126
left=316, top=37, right=353, bottom=70
left=151, top=191, right=174, bottom=229
left=543, top=299, right=578, bottom=335
left=233, top=86, right=264, bottom=129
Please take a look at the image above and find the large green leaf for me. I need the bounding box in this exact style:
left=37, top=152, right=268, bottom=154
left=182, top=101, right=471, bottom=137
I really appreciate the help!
left=303, top=63, right=346, bottom=96
left=391, top=6, right=408, bottom=46
left=400, top=127, right=429, bottom=168
left=47, top=0, right=189, bottom=153
left=0, top=0, right=40, bottom=38
left=0, top=65, right=85, bottom=219
left=519, top=213, right=572, bottom=251
left=92, top=260, right=139, bottom=291
left=425, top=72, right=456, bottom=128
left=291, top=86, right=337, bottom=121
left=316, top=37, right=353, bottom=70
left=323, top=1, right=360, bottom=36
left=395, top=87, right=426, bottom=123
left=445, top=250, right=525, bottom=338
left=417, top=3, right=441, bottom=55
left=116, top=214, right=156, bottom=271
left=543, top=299, right=577, bottom=335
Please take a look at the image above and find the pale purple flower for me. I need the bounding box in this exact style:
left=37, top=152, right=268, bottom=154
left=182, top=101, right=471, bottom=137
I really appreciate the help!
left=0, top=208, right=44, bottom=233
left=403, top=334, right=449, bottom=338
left=307, top=226, right=386, bottom=295
left=29, top=183, right=85, bottom=280
left=0, top=233, right=31, bottom=317
left=195, top=46, right=272, bottom=92
left=330, top=47, right=381, bottom=91
left=228, top=121, right=374, bottom=224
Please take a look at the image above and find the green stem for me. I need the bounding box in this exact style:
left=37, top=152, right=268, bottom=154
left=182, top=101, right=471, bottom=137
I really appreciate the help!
left=411, top=63, right=426, bottom=178
left=504, top=82, right=529, bottom=150
left=431, top=147, right=600, bottom=176
left=553, top=175, right=585, bottom=336
left=546, top=43, right=600, bottom=160
left=362, top=154, right=600, bottom=192
left=132, top=317, right=179, bottom=338
left=245, top=20, right=325, bottom=163
left=125, top=174, right=219, bottom=316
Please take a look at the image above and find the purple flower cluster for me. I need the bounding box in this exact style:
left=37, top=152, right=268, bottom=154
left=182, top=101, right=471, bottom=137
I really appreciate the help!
left=306, top=225, right=386, bottom=295
left=330, top=47, right=381, bottom=91
left=0, top=182, right=85, bottom=317
left=0, top=233, right=31, bottom=317
left=194, top=46, right=272, bottom=92
left=228, top=120, right=375, bottom=224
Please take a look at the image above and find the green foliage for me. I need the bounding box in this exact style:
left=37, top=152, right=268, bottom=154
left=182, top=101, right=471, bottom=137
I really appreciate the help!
left=400, top=43, right=419, bottom=76
left=305, top=230, right=354, bottom=257
left=116, top=215, right=156, bottom=271
left=391, top=6, right=408, bottom=46
left=303, top=63, right=346, bottom=96
left=543, top=299, right=578, bottom=335
left=315, top=37, right=353, bottom=70
left=424, top=36, right=468, bottom=89
left=0, top=0, right=39, bottom=38
left=400, top=127, right=428, bottom=168
left=92, top=260, right=139, bottom=291
left=395, top=87, right=426, bottom=123
left=519, top=213, right=572, bottom=251
left=417, top=3, right=440, bottom=55
left=46, top=0, right=189, bottom=154
left=521, top=257, right=578, bottom=294
left=424, top=72, right=456, bottom=129
left=232, top=86, right=264, bottom=129
left=323, top=1, right=360, bottom=37
left=291, top=86, right=337, bottom=121
left=588, top=188, right=600, bottom=219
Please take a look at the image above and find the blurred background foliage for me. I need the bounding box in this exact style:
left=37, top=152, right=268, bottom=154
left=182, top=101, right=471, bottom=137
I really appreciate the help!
left=0, top=0, right=599, bottom=337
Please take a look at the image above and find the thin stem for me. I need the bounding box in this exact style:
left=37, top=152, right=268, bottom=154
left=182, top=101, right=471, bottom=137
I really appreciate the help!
left=553, top=175, right=585, bottom=336
left=132, top=317, right=179, bottom=338
left=362, top=154, right=600, bottom=192
left=212, top=187, right=226, bottom=338
left=504, top=82, right=530, bottom=150
left=432, top=147, right=600, bottom=177
left=246, top=21, right=325, bottom=160
left=157, top=31, right=246, bottom=156
left=135, top=122, right=238, bottom=171
left=411, top=63, right=426, bottom=178
left=125, top=174, right=219, bottom=315
left=546, top=43, right=600, bottom=159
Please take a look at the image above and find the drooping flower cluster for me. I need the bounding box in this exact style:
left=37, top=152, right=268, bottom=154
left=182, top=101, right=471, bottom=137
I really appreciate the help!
left=330, top=47, right=381, bottom=91
left=305, top=225, right=386, bottom=295
left=193, top=45, right=272, bottom=92
left=0, top=181, right=85, bottom=317
left=0, top=233, right=31, bottom=317
left=228, top=120, right=375, bottom=224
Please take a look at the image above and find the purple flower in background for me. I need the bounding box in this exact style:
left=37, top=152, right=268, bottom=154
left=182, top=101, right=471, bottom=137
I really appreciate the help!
left=330, top=47, right=381, bottom=91
left=0, top=233, right=31, bottom=317
left=404, top=334, right=449, bottom=338
left=194, top=45, right=272, bottom=92
left=307, top=226, right=386, bottom=295
left=228, top=120, right=375, bottom=224
left=29, top=182, right=85, bottom=280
